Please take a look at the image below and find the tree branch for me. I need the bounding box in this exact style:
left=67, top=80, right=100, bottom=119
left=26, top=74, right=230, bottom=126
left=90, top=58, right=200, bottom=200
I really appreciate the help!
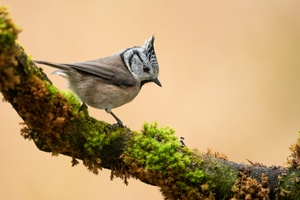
left=1, top=5, right=300, bottom=199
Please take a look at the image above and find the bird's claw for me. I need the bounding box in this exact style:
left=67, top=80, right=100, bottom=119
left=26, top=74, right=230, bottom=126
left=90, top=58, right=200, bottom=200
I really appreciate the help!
left=111, top=121, right=125, bottom=129
left=79, top=103, right=88, bottom=113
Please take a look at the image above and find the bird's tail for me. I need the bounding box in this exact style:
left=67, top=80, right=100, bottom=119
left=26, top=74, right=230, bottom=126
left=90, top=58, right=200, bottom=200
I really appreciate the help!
left=35, top=60, right=70, bottom=71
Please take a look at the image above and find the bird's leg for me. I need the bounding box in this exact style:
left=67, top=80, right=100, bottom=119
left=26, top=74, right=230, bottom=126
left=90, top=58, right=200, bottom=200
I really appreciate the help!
left=110, top=111, right=124, bottom=127
left=105, top=108, right=124, bottom=128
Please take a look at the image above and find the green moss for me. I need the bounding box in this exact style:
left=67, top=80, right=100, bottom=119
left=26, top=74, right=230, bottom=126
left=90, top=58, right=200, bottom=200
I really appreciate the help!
left=66, top=112, right=129, bottom=174
left=83, top=127, right=107, bottom=155
left=127, top=123, right=184, bottom=171
left=279, top=169, right=300, bottom=199
left=185, top=169, right=205, bottom=183
left=0, top=6, right=20, bottom=49
left=72, top=115, right=107, bottom=155
left=124, top=122, right=207, bottom=198
left=54, top=88, right=81, bottom=112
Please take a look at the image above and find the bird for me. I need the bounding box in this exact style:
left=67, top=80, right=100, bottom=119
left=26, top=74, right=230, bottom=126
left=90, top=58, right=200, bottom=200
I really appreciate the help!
left=35, top=35, right=161, bottom=127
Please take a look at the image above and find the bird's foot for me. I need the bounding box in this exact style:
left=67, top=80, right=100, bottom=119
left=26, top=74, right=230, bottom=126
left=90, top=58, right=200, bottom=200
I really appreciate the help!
left=106, top=109, right=126, bottom=128
left=79, top=103, right=88, bottom=113
left=111, top=121, right=125, bottom=129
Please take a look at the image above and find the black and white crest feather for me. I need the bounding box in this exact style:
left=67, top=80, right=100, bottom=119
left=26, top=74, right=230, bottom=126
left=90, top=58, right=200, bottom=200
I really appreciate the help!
left=120, top=35, right=160, bottom=86
left=145, top=35, right=159, bottom=74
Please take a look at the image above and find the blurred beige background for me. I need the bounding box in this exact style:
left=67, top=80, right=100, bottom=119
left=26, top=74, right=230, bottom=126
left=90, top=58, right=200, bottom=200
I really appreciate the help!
left=1, top=1, right=300, bottom=199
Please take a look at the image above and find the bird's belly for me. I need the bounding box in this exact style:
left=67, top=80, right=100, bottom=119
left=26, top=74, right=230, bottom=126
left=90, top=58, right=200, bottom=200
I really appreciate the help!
left=77, top=84, right=140, bottom=110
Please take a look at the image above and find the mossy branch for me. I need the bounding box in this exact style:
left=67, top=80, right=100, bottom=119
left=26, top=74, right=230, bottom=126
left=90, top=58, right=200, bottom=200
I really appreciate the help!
left=1, top=5, right=300, bottom=200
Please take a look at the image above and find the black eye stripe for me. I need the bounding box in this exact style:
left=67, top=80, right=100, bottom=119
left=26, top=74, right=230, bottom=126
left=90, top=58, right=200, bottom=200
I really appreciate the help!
left=128, top=54, right=134, bottom=68
left=128, top=50, right=144, bottom=66
left=135, top=51, right=144, bottom=63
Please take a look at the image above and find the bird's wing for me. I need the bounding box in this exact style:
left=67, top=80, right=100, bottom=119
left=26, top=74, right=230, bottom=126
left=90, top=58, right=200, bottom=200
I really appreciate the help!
left=37, top=55, right=136, bottom=87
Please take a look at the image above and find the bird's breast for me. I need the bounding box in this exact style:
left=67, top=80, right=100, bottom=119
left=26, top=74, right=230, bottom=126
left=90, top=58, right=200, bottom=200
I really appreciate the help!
left=78, top=82, right=141, bottom=110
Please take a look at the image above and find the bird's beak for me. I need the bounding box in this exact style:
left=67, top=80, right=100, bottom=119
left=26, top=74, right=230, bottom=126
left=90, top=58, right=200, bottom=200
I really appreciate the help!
left=153, top=78, right=162, bottom=87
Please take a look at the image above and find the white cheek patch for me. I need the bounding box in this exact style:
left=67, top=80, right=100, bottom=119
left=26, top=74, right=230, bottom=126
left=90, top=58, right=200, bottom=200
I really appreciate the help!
left=130, top=54, right=143, bottom=72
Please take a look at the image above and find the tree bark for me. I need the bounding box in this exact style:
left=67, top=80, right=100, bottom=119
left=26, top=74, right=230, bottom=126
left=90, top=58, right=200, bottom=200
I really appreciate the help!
left=1, top=5, right=300, bottom=199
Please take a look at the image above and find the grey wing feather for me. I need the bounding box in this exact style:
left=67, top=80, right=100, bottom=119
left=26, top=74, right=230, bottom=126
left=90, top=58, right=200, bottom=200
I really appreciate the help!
left=36, top=55, right=136, bottom=87
left=65, top=61, right=114, bottom=80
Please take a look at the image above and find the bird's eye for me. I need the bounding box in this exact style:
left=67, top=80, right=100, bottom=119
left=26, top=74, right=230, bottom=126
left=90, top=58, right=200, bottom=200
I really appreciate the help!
left=143, top=66, right=150, bottom=73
